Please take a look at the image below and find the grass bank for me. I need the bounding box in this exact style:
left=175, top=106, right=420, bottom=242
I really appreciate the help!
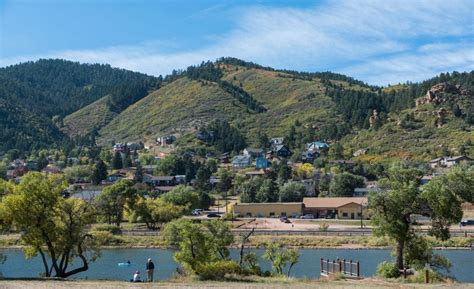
left=0, top=278, right=470, bottom=289
left=1, top=234, right=472, bottom=249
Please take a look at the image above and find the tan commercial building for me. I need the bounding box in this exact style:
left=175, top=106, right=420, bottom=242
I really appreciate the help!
left=233, top=202, right=303, bottom=218
left=303, top=197, right=369, bottom=219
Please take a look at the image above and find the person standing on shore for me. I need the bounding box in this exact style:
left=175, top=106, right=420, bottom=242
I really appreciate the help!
left=146, top=258, right=155, bottom=282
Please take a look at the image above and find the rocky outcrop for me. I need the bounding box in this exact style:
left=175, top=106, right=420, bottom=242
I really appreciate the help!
left=415, top=82, right=471, bottom=107
left=369, top=109, right=379, bottom=128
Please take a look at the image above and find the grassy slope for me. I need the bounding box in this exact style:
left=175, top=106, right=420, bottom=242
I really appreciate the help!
left=98, top=78, right=251, bottom=144
left=97, top=65, right=345, bottom=146
left=342, top=104, right=474, bottom=162
left=220, top=65, right=342, bottom=138
left=62, top=95, right=118, bottom=138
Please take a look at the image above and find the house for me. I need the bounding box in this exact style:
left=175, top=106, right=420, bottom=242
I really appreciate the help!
left=233, top=202, right=303, bottom=218
left=244, top=171, right=265, bottom=178
left=306, top=141, right=329, bottom=152
left=302, top=150, right=318, bottom=163
left=143, top=175, right=177, bottom=187
left=256, top=157, right=270, bottom=169
left=272, top=145, right=292, bottom=158
left=232, top=155, right=252, bottom=169
left=127, top=142, right=144, bottom=151
left=270, top=137, right=284, bottom=146
left=113, top=143, right=127, bottom=153
left=443, top=156, right=471, bottom=167
left=243, top=148, right=264, bottom=158
left=303, top=197, right=369, bottom=219
left=42, top=165, right=62, bottom=174
left=142, top=165, right=157, bottom=175
left=175, top=175, right=186, bottom=184
left=156, top=136, right=176, bottom=147
left=155, top=186, right=175, bottom=194
left=429, top=157, right=443, bottom=169
left=220, top=152, right=231, bottom=163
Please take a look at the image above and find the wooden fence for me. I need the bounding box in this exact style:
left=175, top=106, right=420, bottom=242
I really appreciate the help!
left=320, top=258, right=360, bottom=278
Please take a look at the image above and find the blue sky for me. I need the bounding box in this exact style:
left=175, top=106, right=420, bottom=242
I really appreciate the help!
left=1, top=0, right=473, bottom=85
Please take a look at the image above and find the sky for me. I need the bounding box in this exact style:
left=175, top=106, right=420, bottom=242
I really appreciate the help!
left=0, top=0, right=473, bottom=85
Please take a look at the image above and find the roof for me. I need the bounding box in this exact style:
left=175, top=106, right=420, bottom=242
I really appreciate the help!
left=445, top=155, right=471, bottom=162
left=245, top=171, right=265, bottom=176
left=429, top=157, right=443, bottom=163
left=235, top=202, right=303, bottom=206
left=245, top=148, right=263, bottom=153
left=274, top=144, right=289, bottom=151
left=303, top=197, right=368, bottom=208
left=153, top=176, right=175, bottom=181
left=232, top=155, right=251, bottom=162
left=155, top=186, right=175, bottom=191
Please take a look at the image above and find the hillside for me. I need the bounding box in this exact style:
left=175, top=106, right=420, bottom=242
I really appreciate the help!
left=0, top=59, right=159, bottom=153
left=1, top=57, right=472, bottom=161
left=98, top=77, right=251, bottom=144
left=343, top=82, right=474, bottom=162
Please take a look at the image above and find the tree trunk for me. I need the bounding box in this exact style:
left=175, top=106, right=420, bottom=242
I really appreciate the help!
left=396, top=239, right=405, bottom=270
left=38, top=249, right=50, bottom=277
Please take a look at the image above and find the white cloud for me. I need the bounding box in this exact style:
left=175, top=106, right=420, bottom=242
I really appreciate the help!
left=1, top=0, right=473, bottom=85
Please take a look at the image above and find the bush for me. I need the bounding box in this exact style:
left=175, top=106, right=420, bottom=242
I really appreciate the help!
left=408, top=270, right=446, bottom=283
left=91, top=224, right=122, bottom=235
left=196, top=260, right=242, bottom=280
left=376, top=261, right=400, bottom=278
left=318, top=222, right=329, bottom=232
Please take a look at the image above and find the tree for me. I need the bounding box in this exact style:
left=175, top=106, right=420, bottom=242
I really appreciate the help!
left=95, top=180, right=137, bottom=226
left=370, top=166, right=471, bottom=272
left=295, top=163, right=314, bottom=179
left=122, top=151, right=132, bottom=168
left=63, top=165, right=92, bottom=183
left=329, top=172, right=365, bottom=196
left=133, top=197, right=185, bottom=230
left=134, top=162, right=143, bottom=183
left=255, top=179, right=278, bottom=203
left=278, top=182, right=306, bottom=202
left=239, top=177, right=264, bottom=203
left=112, top=151, right=123, bottom=169
left=217, top=169, right=234, bottom=192
left=257, top=130, right=269, bottom=150
left=91, top=160, right=107, bottom=185
left=164, top=219, right=234, bottom=273
left=277, top=161, right=292, bottom=182
left=262, top=242, right=300, bottom=277
left=0, top=172, right=99, bottom=278
left=195, top=166, right=211, bottom=191
left=161, top=185, right=200, bottom=211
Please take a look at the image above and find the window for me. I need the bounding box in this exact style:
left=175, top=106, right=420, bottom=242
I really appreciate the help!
left=246, top=212, right=252, bottom=217
left=342, top=212, right=348, bottom=217
left=357, top=213, right=362, bottom=217
left=269, top=212, right=275, bottom=217
left=281, top=212, right=287, bottom=217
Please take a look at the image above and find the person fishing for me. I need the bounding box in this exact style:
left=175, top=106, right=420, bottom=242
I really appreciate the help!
left=146, top=258, right=155, bottom=282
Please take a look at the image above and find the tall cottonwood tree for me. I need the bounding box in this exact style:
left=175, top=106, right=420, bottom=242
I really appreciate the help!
left=370, top=166, right=471, bottom=272
left=0, top=172, right=99, bottom=278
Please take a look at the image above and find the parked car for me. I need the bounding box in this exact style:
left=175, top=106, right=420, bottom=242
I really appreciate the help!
left=300, top=214, right=314, bottom=219
left=207, top=213, right=221, bottom=218
left=461, top=219, right=474, bottom=226
left=280, top=216, right=290, bottom=223
left=191, top=209, right=202, bottom=216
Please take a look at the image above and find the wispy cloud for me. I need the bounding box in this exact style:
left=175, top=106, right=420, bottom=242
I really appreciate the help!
left=1, top=0, right=473, bottom=85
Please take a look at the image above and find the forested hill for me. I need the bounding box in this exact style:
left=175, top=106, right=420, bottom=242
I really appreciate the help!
left=0, top=59, right=160, bottom=154
left=1, top=57, right=473, bottom=161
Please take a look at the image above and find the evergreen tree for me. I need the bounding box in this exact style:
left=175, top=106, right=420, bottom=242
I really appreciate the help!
left=91, top=160, right=108, bottom=185
left=134, top=162, right=143, bottom=183
left=112, top=151, right=123, bottom=169
left=123, top=151, right=132, bottom=168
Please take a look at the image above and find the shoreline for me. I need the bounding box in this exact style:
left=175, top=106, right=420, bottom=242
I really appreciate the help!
left=0, top=245, right=472, bottom=250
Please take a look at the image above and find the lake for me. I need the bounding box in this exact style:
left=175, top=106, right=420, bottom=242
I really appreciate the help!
left=0, top=248, right=472, bottom=282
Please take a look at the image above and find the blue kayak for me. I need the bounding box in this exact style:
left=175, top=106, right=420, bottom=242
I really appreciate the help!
left=118, top=262, right=132, bottom=266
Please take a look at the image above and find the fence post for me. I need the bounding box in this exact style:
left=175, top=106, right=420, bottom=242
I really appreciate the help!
left=320, top=258, right=323, bottom=274
left=349, top=259, right=352, bottom=276
left=357, top=261, right=360, bottom=277
left=342, top=259, right=345, bottom=274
